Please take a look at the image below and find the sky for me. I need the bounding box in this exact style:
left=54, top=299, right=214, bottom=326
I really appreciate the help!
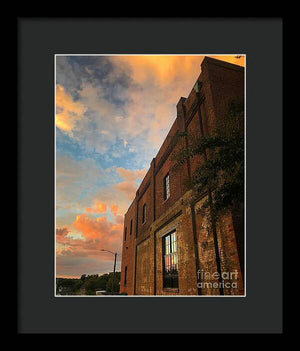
left=55, top=54, right=245, bottom=278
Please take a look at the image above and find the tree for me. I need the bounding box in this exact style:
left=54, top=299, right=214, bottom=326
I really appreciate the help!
left=172, top=99, right=245, bottom=279
left=84, top=277, right=99, bottom=295
left=106, top=272, right=121, bottom=293
left=172, top=99, right=244, bottom=220
left=73, top=280, right=83, bottom=292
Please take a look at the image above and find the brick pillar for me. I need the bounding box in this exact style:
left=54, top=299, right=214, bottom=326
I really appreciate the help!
left=133, top=192, right=139, bottom=294
left=176, top=97, right=187, bottom=133
left=151, top=158, right=156, bottom=294
left=177, top=96, right=201, bottom=295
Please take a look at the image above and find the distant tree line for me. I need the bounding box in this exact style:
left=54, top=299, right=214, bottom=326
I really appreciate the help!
left=56, top=272, right=125, bottom=295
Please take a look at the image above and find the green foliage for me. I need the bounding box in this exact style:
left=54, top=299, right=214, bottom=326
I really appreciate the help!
left=106, top=272, right=121, bottom=293
left=172, top=99, right=244, bottom=219
left=56, top=272, right=121, bottom=295
left=73, top=280, right=83, bottom=291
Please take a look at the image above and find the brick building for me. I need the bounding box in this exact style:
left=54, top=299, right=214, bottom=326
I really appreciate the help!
left=120, top=57, right=245, bottom=295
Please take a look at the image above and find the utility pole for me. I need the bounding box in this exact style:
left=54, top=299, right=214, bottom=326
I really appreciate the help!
left=101, top=249, right=117, bottom=295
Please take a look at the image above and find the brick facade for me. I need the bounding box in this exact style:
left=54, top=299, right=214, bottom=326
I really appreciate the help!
left=119, top=57, right=245, bottom=295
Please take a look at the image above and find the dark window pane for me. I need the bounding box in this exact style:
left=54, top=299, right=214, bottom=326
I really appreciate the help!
left=124, top=266, right=127, bottom=286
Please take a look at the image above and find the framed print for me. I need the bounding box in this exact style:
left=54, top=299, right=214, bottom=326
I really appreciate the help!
left=18, top=17, right=283, bottom=334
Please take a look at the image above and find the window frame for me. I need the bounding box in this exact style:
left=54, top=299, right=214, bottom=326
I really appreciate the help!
left=163, top=173, right=170, bottom=201
left=130, top=219, right=133, bottom=235
left=124, top=227, right=127, bottom=241
left=162, top=230, right=179, bottom=289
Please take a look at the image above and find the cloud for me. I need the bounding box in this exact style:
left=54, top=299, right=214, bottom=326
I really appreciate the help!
left=56, top=154, right=111, bottom=211
left=116, top=167, right=146, bottom=182
left=113, top=167, right=147, bottom=201
left=56, top=227, right=69, bottom=237
left=56, top=55, right=245, bottom=156
left=55, top=56, right=204, bottom=159
left=56, top=84, right=87, bottom=133
left=110, top=55, right=201, bottom=87
left=73, top=214, right=122, bottom=241
left=105, top=56, right=206, bottom=151
left=56, top=255, right=119, bottom=278
left=85, top=202, right=107, bottom=214
left=114, top=181, right=137, bottom=201
left=56, top=207, right=124, bottom=276
left=56, top=212, right=123, bottom=268
left=56, top=227, right=70, bottom=244
left=110, top=204, right=119, bottom=216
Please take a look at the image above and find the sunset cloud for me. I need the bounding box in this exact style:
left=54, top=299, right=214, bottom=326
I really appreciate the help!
left=56, top=84, right=87, bottom=132
left=113, top=167, right=147, bottom=201
left=116, top=167, right=147, bottom=182
left=73, top=213, right=122, bottom=241
left=114, top=181, right=137, bottom=201
left=111, top=55, right=202, bottom=87
left=56, top=208, right=124, bottom=276
left=110, top=204, right=119, bottom=216
left=85, top=202, right=107, bottom=214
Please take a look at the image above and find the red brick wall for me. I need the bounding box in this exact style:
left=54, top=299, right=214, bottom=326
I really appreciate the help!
left=135, top=236, right=154, bottom=295
left=154, top=146, right=187, bottom=220
left=137, top=185, right=153, bottom=236
left=119, top=199, right=136, bottom=295
left=186, top=110, right=206, bottom=178
left=201, top=57, right=244, bottom=133
left=155, top=118, right=178, bottom=166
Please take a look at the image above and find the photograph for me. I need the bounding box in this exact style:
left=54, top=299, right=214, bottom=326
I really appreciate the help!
left=55, top=54, right=245, bottom=296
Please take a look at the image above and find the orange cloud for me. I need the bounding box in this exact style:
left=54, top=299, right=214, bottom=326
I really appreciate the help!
left=111, top=55, right=203, bottom=87
left=94, top=202, right=106, bottom=213
left=110, top=204, right=119, bottom=216
left=56, top=84, right=87, bottom=132
left=114, top=181, right=137, bottom=201
left=56, top=227, right=70, bottom=244
left=116, top=167, right=147, bottom=182
left=73, top=213, right=123, bottom=241
left=85, top=202, right=107, bottom=214
left=56, top=212, right=124, bottom=265
left=111, top=168, right=148, bottom=202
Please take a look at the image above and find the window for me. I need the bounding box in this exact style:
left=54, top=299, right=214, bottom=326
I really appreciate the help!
left=124, top=266, right=128, bottom=286
left=164, top=173, right=170, bottom=201
left=124, top=227, right=127, bottom=241
left=142, top=203, right=146, bottom=224
left=130, top=219, right=133, bottom=235
left=162, top=231, right=178, bottom=289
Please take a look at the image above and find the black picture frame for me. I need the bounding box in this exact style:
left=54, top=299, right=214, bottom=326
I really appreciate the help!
left=18, top=17, right=283, bottom=334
